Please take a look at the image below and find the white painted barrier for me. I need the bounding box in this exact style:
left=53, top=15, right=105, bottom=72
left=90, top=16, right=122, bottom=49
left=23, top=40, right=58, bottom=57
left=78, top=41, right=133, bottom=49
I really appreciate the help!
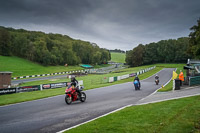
left=109, top=77, right=114, bottom=82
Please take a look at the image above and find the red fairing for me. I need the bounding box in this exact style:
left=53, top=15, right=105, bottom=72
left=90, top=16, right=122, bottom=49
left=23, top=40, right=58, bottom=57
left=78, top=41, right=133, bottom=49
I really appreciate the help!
left=65, top=86, right=77, bottom=101
left=65, top=84, right=86, bottom=105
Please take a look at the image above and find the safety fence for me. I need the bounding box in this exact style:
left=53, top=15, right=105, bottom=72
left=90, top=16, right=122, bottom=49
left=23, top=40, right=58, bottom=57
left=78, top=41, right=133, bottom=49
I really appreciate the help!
left=0, top=81, right=84, bottom=95
left=90, top=66, right=156, bottom=84
left=109, top=66, right=156, bottom=82
left=12, top=70, right=88, bottom=80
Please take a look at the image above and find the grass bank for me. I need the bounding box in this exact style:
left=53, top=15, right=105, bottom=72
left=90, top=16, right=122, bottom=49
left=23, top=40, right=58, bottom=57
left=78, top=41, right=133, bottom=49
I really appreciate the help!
left=0, top=56, right=84, bottom=77
left=66, top=95, right=200, bottom=133
left=0, top=56, right=110, bottom=77
left=110, top=52, right=126, bottom=63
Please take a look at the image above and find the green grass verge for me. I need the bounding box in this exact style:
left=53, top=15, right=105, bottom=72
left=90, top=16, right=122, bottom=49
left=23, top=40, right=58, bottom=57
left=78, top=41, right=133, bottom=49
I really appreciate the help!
left=110, top=52, right=126, bottom=63
left=66, top=95, right=200, bottom=133
left=158, top=80, right=173, bottom=92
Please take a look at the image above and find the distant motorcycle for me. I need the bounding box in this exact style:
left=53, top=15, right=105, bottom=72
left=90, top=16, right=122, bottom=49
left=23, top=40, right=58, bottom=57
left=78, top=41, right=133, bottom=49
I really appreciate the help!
left=65, top=85, right=86, bottom=105
left=133, top=80, right=140, bottom=90
left=155, top=79, right=159, bottom=85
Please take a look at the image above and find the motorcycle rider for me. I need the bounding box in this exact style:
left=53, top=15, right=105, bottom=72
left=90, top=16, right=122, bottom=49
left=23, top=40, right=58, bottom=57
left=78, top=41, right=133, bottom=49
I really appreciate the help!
left=70, top=77, right=79, bottom=95
left=155, top=75, right=159, bottom=84
left=155, top=75, right=159, bottom=80
left=71, top=77, right=78, bottom=87
left=134, top=75, right=141, bottom=89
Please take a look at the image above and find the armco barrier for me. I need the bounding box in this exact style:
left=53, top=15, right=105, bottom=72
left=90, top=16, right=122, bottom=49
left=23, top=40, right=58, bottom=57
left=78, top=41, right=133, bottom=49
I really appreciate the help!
left=108, top=66, right=156, bottom=83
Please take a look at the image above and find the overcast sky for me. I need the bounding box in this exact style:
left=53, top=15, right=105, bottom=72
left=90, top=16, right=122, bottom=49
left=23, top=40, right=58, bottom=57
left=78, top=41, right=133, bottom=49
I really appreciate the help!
left=0, top=0, right=200, bottom=50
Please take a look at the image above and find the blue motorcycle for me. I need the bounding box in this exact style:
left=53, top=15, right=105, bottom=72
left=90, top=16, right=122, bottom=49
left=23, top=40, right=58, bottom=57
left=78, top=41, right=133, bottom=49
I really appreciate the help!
left=133, top=80, right=140, bottom=90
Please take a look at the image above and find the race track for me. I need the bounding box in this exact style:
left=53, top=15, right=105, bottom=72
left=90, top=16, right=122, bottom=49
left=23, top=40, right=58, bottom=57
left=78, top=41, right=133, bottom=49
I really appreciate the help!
left=0, top=68, right=174, bottom=133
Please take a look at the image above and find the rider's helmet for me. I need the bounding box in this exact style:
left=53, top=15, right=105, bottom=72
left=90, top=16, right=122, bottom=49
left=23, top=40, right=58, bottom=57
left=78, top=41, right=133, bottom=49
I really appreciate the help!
left=71, top=77, right=75, bottom=82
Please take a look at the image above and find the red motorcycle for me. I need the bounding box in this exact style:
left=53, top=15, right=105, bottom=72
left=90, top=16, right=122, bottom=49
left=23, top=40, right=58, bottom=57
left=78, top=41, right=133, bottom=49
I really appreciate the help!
left=65, top=85, right=86, bottom=105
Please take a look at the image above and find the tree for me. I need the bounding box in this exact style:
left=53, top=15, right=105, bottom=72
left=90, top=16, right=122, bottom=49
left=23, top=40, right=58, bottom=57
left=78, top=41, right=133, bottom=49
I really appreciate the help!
left=0, top=28, right=11, bottom=56
left=188, top=18, right=200, bottom=59
left=0, top=26, right=112, bottom=66
left=125, top=44, right=145, bottom=67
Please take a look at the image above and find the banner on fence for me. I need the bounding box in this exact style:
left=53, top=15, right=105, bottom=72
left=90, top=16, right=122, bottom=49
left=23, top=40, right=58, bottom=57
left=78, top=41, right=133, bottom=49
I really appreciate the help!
left=102, top=77, right=109, bottom=83
left=17, top=85, right=40, bottom=93
left=42, top=84, right=51, bottom=89
left=117, top=76, right=121, bottom=81
left=109, top=77, right=114, bottom=82
left=50, top=82, right=67, bottom=89
left=42, top=82, right=69, bottom=89
left=120, top=74, right=129, bottom=80
left=0, top=88, right=16, bottom=95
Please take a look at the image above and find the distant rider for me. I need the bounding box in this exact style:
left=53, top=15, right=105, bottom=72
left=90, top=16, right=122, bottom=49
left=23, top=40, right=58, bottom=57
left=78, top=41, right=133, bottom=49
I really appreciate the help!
left=155, top=75, right=159, bottom=80
left=134, top=75, right=141, bottom=88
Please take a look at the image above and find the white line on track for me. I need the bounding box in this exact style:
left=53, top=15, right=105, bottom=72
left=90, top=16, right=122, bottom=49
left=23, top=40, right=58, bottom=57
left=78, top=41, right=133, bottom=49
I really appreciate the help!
left=57, top=104, right=133, bottom=133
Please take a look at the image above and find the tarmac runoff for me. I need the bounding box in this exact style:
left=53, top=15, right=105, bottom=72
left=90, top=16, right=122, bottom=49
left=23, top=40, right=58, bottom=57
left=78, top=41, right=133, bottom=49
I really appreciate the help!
left=57, top=86, right=200, bottom=133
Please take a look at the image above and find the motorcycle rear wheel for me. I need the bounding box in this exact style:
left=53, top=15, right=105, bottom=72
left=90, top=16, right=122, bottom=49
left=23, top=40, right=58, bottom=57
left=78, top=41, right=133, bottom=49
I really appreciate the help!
left=156, top=81, right=159, bottom=85
left=65, top=95, right=72, bottom=105
left=80, top=92, right=86, bottom=102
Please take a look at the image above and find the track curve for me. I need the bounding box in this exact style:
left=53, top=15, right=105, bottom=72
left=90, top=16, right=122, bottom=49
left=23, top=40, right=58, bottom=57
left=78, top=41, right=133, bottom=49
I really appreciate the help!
left=0, top=68, right=175, bottom=133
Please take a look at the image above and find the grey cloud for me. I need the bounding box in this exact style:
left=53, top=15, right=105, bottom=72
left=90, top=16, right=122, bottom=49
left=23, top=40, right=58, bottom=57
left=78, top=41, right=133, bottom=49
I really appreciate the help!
left=0, top=0, right=200, bottom=50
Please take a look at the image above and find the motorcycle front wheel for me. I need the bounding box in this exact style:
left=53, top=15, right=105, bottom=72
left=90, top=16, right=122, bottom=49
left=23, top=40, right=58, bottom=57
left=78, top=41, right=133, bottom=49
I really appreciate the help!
left=65, top=95, right=72, bottom=105
left=80, top=92, right=86, bottom=102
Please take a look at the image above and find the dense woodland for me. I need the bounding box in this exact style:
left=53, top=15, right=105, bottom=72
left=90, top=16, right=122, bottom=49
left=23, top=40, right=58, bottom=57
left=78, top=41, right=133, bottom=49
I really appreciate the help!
left=126, top=19, right=200, bottom=67
left=0, top=26, right=111, bottom=66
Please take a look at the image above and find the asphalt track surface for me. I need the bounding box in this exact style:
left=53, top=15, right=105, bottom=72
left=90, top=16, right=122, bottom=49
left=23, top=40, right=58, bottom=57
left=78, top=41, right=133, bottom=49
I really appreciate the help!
left=0, top=68, right=174, bottom=133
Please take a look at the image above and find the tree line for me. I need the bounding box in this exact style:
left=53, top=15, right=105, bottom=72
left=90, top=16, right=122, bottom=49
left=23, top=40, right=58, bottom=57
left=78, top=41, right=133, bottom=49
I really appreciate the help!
left=126, top=18, right=200, bottom=67
left=0, top=26, right=111, bottom=66
left=109, top=49, right=125, bottom=53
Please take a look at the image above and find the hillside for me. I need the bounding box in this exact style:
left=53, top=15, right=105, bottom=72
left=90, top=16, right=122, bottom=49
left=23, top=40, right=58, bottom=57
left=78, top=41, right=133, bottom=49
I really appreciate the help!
left=110, top=52, right=126, bottom=63
left=0, top=56, right=83, bottom=77
left=0, top=26, right=110, bottom=66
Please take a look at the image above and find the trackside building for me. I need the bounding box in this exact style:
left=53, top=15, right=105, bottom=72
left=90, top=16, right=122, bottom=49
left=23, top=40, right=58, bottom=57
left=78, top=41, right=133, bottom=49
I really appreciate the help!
left=0, top=71, right=12, bottom=89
